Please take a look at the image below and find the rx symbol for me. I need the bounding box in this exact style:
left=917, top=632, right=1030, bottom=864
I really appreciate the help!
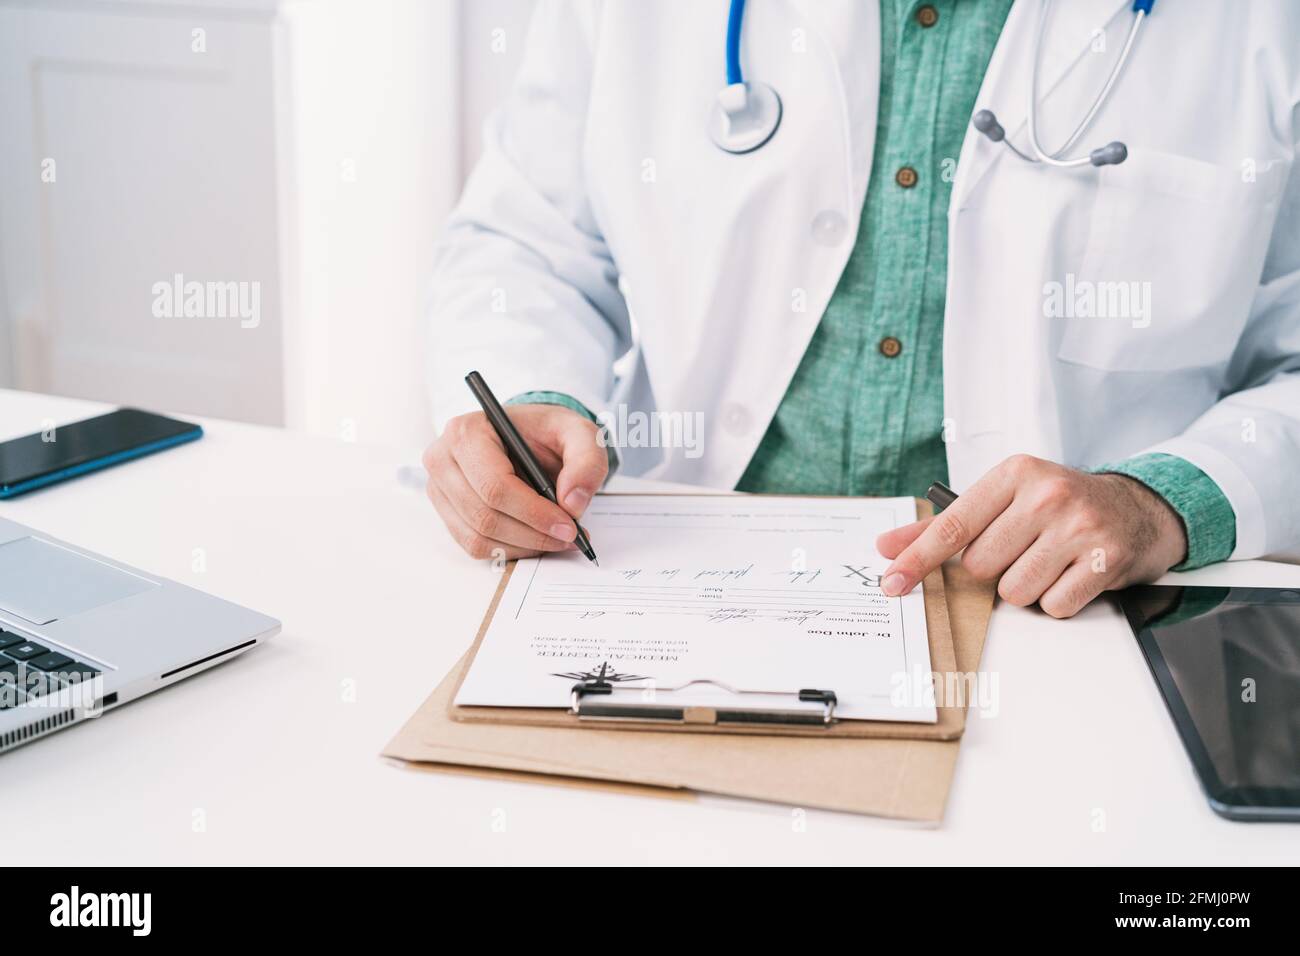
left=842, top=565, right=882, bottom=587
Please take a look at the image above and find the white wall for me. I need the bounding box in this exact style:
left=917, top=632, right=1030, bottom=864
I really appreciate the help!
left=286, top=0, right=537, bottom=448
left=277, top=0, right=459, bottom=447
left=0, top=0, right=290, bottom=425
left=0, top=0, right=537, bottom=448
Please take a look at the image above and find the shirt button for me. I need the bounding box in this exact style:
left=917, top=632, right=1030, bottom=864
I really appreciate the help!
left=722, top=403, right=752, bottom=435
left=810, top=210, right=848, bottom=246
left=879, top=336, right=903, bottom=358
left=916, top=5, right=939, bottom=28
left=895, top=166, right=918, bottom=188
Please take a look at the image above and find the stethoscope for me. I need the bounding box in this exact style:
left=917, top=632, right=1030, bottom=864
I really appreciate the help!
left=975, top=0, right=1155, bottom=168
left=710, top=0, right=1154, bottom=168
left=708, top=0, right=783, bottom=154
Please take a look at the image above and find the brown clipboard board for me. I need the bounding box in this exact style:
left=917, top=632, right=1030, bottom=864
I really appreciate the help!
left=383, top=553, right=997, bottom=821
left=448, top=494, right=966, bottom=741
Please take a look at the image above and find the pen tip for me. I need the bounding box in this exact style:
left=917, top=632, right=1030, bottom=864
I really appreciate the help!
left=592, top=558, right=600, bottom=567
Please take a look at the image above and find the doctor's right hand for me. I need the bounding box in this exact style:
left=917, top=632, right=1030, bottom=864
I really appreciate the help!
left=423, top=404, right=608, bottom=561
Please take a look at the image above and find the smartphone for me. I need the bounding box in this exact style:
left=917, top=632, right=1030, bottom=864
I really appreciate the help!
left=0, top=408, right=203, bottom=498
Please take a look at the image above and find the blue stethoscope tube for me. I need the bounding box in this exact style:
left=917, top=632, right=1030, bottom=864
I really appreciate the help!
left=725, top=0, right=746, bottom=86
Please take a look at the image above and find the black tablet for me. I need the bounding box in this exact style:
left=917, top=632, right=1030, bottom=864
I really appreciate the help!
left=1118, top=585, right=1300, bottom=821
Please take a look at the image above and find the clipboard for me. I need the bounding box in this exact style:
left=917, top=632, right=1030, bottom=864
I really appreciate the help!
left=449, top=496, right=966, bottom=740
left=383, top=554, right=998, bottom=821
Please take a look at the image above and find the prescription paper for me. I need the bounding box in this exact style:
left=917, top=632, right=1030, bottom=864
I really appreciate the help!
left=454, top=495, right=936, bottom=723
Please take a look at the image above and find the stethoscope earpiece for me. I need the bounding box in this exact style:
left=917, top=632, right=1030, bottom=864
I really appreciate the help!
left=972, top=110, right=1006, bottom=143
left=1090, top=142, right=1128, bottom=167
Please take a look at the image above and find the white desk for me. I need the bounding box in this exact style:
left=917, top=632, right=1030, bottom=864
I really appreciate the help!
left=2, top=389, right=1297, bottom=864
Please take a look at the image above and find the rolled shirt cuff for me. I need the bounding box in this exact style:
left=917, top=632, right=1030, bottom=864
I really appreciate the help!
left=1092, top=452, right=1237, bottom=570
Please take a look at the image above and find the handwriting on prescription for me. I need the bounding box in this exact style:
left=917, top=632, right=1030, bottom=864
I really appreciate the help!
left=535, top=576, right=897, bottom=627
left=607, top=565, right=886, bottom=586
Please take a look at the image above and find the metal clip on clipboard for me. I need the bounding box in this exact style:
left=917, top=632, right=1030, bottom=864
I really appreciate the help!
left=568, top=677, right=839, bottom=727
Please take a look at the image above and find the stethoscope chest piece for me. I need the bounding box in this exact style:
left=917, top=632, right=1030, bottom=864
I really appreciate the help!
left=708, top=80, right=782, bottom=154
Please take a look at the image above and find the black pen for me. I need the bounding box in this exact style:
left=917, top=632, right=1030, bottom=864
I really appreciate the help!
left=925, top=480, right=959, bottom=512
left=465, top=371, right=599, bottom=565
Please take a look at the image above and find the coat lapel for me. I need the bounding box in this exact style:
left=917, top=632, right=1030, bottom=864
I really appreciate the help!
left=789, top=0, right=881, bottom=207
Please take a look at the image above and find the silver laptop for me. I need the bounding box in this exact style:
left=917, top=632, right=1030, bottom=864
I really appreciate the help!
left=0, top=517, right=279, bottom=753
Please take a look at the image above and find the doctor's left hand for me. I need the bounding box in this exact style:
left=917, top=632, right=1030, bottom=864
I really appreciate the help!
left=875, top=455, right=1188, bottom=619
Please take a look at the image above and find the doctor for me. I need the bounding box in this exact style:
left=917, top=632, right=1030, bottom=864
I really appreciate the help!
left=423, top=0, right=1300, bottom=618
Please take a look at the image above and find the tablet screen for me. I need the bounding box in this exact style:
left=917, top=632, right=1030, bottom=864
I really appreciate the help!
left=1119, top=585, right=1300, bottom=818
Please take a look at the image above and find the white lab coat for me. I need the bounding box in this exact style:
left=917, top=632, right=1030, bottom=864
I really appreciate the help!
left=429, top=0, right=1300, bottom=560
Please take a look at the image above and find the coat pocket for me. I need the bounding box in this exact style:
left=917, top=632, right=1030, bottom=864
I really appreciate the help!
left=1055, top=150, right=1288, bottom=372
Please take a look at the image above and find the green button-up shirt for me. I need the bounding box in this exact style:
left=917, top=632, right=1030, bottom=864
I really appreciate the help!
left=513, top=0, right=1236, bottom=569
left=738, top=0, right=998, bottom=498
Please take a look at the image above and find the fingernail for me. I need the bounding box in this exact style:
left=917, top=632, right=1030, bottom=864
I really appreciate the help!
left=882, top=572, right=907, bottom=596
left=563, top=488, right=591, bottom=514
left=550, top=522, right=576, bottom=542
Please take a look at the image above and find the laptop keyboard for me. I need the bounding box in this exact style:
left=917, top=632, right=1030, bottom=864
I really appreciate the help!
left=0, top=629, right=102, bottom=710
